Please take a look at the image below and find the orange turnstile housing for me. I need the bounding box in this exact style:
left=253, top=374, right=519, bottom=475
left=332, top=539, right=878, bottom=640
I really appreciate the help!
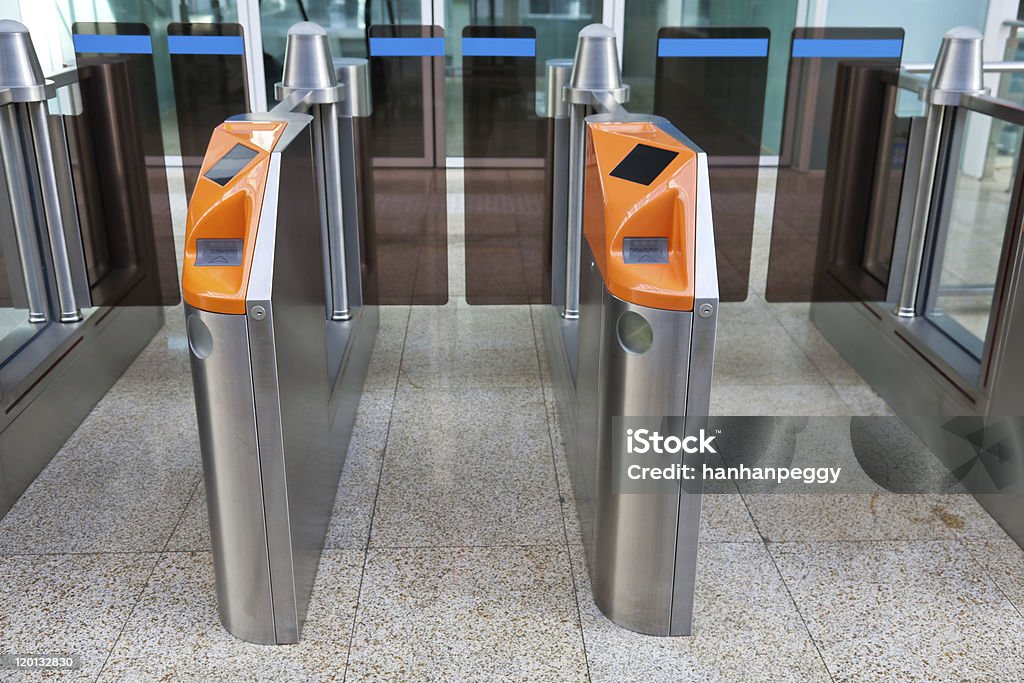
left=583, top=120, right=698, bottom=312
left=182, top=121, right=286, bottom=314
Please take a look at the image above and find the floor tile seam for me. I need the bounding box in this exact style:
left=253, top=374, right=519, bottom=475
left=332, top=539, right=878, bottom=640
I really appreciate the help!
left=528, top=304, right=593, bottom=683
left=712, top=379, right=838, bottom=389
left=343, top=304, right=411, bottom=681
left=957, top=536, right=1024, bottom=621
left=763, top=538, right=967, bottom=546
left=762, top=539, right=838, bottom=683
left=735, top=488, right=836, bottom=680
left=760, top=300, right=853, bottom=390
left=0, top=550, right=165, bottom=558
left=364, top=542, right=569, bottom=552
left=91, top=554, right=164, bottom=683
left=94, top=476, right=201, bottom=682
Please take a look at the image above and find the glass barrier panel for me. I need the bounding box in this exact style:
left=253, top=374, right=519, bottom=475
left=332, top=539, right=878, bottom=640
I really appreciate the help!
left=654, top=26, right=769, bottom=302
left=766, top=27, right=904, bottom=302
left=70, top=22, right=180, bottom=306
left=923, top=112, right=1023, bottom=360
left=168, top=23, right=249, bottom=198
left=462, top=25, right=548, bottom=304
left=369, top=26, right=448, bottom=305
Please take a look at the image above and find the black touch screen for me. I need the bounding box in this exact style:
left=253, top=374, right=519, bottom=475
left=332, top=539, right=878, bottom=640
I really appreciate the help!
left=609, top=144, right=679, bottom=186
left=204, top=143, right=258, bottom=186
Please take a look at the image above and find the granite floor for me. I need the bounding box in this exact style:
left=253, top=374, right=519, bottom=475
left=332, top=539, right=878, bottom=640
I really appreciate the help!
left=1, top=169, right=1023, bottom=681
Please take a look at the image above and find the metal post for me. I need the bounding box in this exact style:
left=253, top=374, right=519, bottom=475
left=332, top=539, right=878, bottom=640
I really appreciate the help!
left=896, top=105, right=945, bottom=317
left=316, top=101, right=350, bottom=320
left=545, top=59, right=572, bottom=308
left=275, top=22, right=350, bottom=321
left=561, top=25, right=630, bottom=320
left=0, top=104, right=47, bottom=322
left=896, top=27, right=986, bottom=317
left=334, top=57, right=372, bottom=314
left=0, top=20, right=54, bottom=323
left=27, top=100, right=81, bottom=321
left=563, top=101, right=587, bottom=319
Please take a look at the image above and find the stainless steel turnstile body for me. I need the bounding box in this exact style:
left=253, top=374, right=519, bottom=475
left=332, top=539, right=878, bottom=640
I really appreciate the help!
left=575, top=119, right=717, bottom=636
left=183, top=23, right=377, bottom=645
left=184, top=114, right=339, bottom=644
left=542, top=25, right=718, bottom=637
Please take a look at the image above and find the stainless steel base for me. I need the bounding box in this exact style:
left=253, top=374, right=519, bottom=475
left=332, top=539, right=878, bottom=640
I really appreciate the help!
left=542, top=240, right=714, bottom=636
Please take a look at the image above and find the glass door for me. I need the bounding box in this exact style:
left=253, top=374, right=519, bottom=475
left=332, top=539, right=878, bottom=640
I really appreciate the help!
left=923, top=107, right=1024, bottom=363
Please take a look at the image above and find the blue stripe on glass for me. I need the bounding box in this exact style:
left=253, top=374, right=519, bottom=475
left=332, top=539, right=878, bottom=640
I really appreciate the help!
left=72, top=33, right=153, bottom=55
left=657, top=37, right=768, bottom=58
left=168, top=35, right=244, bottom=55
left=462, top=37, right=535, bottom=57
left=369, top=37, right=445, bottom=57
left=791, top=38, right=903, bottom=59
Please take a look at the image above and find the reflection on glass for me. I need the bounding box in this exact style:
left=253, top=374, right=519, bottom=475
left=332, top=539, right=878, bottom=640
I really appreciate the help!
left=926, top=112, right=1021, bottom=359
left=61, top=0, right=239, bottom=156
left=621, top=0, right=796, bottom=154
left=445, top=0, right=600, bottom=156
left=261, top=0, right=424, bottom=103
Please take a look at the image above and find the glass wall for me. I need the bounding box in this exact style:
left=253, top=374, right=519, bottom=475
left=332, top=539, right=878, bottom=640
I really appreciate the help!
left=443, top=0, right=600, bottom=156
left=621, top=0, right=995, bottom=155
left=261, top=0, right=426, bottom=101
left=47, top=0, right=239, bottom=155
left=621, top=0, right=797, bottom=154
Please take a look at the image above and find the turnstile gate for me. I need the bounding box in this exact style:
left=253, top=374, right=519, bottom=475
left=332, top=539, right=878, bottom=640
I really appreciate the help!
left=182, top=24, right=377, bottom=644
left=543, top=25, right=719, bottom=637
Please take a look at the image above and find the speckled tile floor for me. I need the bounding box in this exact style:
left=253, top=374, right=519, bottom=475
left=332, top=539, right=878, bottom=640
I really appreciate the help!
left=1, top=169, right=1023, bottom=681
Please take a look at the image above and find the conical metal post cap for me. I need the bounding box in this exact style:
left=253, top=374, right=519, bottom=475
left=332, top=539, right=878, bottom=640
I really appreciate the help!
left=282, top=22, right=337, bottom=89
left=275, top=21, right=345, bottom=105
left=0, top=20, right=47, bottom=102
left=926, top=26, right=987, bottom=105
left=565, top=24, right=629, bottom=105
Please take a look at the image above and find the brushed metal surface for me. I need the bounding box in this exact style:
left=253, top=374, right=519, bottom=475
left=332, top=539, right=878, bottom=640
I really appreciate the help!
left=545, top=59, right=573, bottom=119
left=562, top=102, right=586, bottom=320
left=317, top=103, right=350, bottom=321
left=274, top=22, right=344, bottom=106
left=247, top=125, right=333, bottom=643
left=594, top=295, right=695, bottom=636
left=671, top=151, right=719, bottom=635
left=195, top=109, right=374, bottom=644
left=43, top=111, right=91, bottom=308
left=564, top=24, right=629, bottom=105
left=0, top=21, right=48, bottom=103
left=896, top=104, right=946, bottom=317
left=281, top=22, right=338, bottom=91
left=0, top=103, right=47, bottom=321
left=546, top=88, right=570, bottom=309
left=185, top=305, right=275, bottom=645
left=27, top=100, right=81, bottom=321
left=556, top=125, right=718, bottom=637
left=927, top=27, right=987, bottom=106
left=334, top=58, right=371, bottom=118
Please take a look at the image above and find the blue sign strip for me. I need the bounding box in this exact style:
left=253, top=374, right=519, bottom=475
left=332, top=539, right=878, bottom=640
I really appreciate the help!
left=658, top=37, right=768, bottom=58
left=791, top=38, right=903, bottom=59
left=72, top=33, right=153, bottom=55
left=369, top=37, right=445, bottom=57
left=462, top=37, right=536, bottom=57
left=168, top=35, right=244, bottom=55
